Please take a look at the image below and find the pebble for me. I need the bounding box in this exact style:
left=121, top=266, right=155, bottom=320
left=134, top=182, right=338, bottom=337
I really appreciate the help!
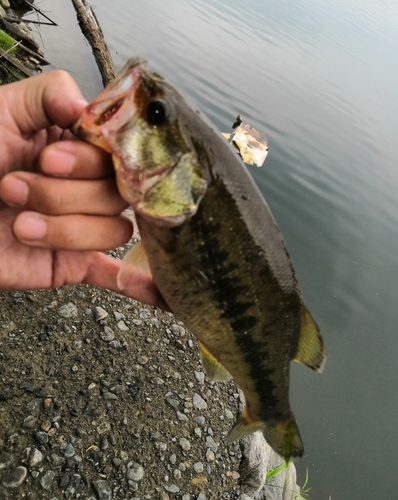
left=194, top=462, right=204, bottom=473
left=94, top=306, right=109, bottom=321
left=197, top=494, right=206, bottom=500
left=206, top=449, right=215, bottom=462
left=193, top=393, right=207, bottom=410
left=93, top=479, right=111, bottom=500
left=126, top=462, right=144, bottom=481
left=109, top=340, right=122, bottom=349
left=28, top=448, right=43, bottom=467
left=164, top=484, right=180, bottom=493
left=182, top=495, right=190, bottom=500
left=205, top=436, right=218, bottom=452
left=193, top=416, right=205, bottom=426
left=23, top=415, right=37, bottom=429
left=60, top=442, right=75, bottom=458
left=173, top=469, right=181, bottom=480
left=40, top=470, right=55, bottom=490
left=117, top=320, right=129, bottom=331
left=35, top=431, right=49, bottom=446
left=103, top=391, right=118, bottom=400
left=194, top=371, right=205, bottom=384
left=0, top=452, right=13, bottom=470
left=225, top=409, right=234, bottom=419
left=65, top=472, right=81, bottom=491
left=137, top=355, right=149, bottom=365
left=51, top=453, right=64, bottom=466
left=2, top=466, right=27, bottom=488
left=177, top=411, right=188, bottom=421
left=100, top=326, right=115, bottom=342
left=58, top=302, right=78, bottom=319
left=179, top=438, right=191, bottom=451
left=194, top=427, right=202, bottom=438
left=169, top=454, right=177, bottom=465
left=114, top=311, right=126, bottom=321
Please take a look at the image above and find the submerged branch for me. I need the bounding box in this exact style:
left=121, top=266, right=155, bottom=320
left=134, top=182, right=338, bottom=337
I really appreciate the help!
left=70, top=0, right=115, bottom=86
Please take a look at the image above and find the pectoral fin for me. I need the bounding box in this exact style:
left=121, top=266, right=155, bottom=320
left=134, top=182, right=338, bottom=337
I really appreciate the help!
left=198, top=342, right=232, bottom=381
left=293, top=304, right=326, bottom=373
left=117, top=241, right=152, bottom=291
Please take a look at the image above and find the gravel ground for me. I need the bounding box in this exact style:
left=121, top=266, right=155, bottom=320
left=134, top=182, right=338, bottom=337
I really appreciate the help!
left=0, top=270, right=246, bottom=499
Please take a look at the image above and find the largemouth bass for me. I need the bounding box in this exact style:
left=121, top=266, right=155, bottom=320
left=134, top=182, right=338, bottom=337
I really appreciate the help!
left=74, top=57, right=326, bottom=460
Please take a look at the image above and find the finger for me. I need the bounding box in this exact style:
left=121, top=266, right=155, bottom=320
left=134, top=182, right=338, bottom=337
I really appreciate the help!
left=0, top=172, right=128, bottom=215
left=13, top=212, right=133, bottom=251
left=4, top=70, right=86, bottom=136
left=82, top=253, right=169, bottom=309
left=39, top=140, right=114, bottom=178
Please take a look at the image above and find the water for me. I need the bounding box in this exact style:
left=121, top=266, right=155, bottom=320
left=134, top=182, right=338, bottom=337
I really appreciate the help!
left=37, top=0, right=398, bottom=497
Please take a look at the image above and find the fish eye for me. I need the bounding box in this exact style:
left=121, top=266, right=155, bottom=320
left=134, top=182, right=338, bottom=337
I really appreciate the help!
left=145, top=100, right=168, bottom=126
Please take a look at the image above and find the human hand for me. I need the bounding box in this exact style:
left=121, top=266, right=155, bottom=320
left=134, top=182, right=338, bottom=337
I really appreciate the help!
left=0, top=71, right=166, bottom=309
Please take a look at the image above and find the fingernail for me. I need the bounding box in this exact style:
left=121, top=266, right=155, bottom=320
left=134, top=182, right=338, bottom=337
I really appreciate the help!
left=43, top=148, right=74, bottom=176
left=15, top=212, right=47, bottom=241
left=0, top=177, right=28, bottom=207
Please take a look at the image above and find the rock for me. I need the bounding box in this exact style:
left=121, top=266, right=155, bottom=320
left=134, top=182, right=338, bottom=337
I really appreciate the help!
left=0, top=6, right=6, bottom=18
left=194, top=371, right=205, bottom=384
left=0, top=452, right=13, bottom=470
left=100, top=326, right=115, bottom=342
left=2, top=466, right=27, bottom=488
left=206, top=449, right=215, bottom=462
left=23, top=416, right=37, bottom=429
left=93, top=479, right=111, bottom=500
left=60, top=442, right=75, bottom=458
left=58, top=302, right=78, bottom=319
left=40, top=470, right=55, bottom=490
left=0, top=0, right=11, bottom=9
left=193, top=462, right=204, bottom=473
left=205, top=436, right=218, bottom=452
left=137, top=355, right=149, bottom=365
left=94, top=306, right=109, bottom=321
left=117, top=320, right=129, bottom=331
left=65, top=473, right=81, bottom=498
left=35, top=431, right=49, bottom=446
left=225, top=409, right=234, bottom=419
left=193, top=393, right=207, bottom=410
left=126, top=461, right=144, bottom=481
left=238, top=432, right=271, bottom=497
left=28, top=448, right=43, bottom=467
left=179, top=438, right=191, bottom=451
left=164, top=484, right=180, bottom=493
left=197, top=494, right=206, bottom=500
left=103, top=391, right=118, bottom=400
left=177, top=411, right=188, bottom=421
left=193, top=416, right=205, bottom=426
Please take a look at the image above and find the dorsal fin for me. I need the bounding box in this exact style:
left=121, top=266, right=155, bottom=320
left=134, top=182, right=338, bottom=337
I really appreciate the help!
left=293, top=304, right=326, bottom=373
left=198, top=342, right=232, bottom=381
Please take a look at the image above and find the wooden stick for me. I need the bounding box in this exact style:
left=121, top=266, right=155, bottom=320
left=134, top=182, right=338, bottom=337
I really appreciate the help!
left=0, top=47, right=33, bottom=78
left=70, top=0, right=115, bottom=86
left=24, top=0, right=58, bottom=26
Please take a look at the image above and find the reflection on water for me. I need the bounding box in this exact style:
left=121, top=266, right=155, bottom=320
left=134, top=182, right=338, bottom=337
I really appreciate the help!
left=40, top=0, right=398, bottom=497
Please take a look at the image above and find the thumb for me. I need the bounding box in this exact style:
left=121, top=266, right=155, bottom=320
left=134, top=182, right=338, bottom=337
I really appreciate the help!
left=3, top=70, right=87, bottom=136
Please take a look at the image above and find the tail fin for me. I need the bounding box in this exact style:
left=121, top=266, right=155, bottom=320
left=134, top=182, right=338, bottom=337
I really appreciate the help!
left=226, top=409, right=304, bottom=461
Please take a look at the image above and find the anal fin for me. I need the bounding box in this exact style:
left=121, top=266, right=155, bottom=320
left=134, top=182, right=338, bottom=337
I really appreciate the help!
left=293, top=304, right=326, bottom=373
left=198, top=342, right=232, bottom=381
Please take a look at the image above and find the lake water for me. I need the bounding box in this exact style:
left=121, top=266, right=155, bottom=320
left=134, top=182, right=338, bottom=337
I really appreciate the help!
left=35, top=0, right=398, bottom=498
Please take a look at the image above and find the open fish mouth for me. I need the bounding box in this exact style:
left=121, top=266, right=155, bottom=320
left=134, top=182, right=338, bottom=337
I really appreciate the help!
left=72, top=57, right=147, bottom=151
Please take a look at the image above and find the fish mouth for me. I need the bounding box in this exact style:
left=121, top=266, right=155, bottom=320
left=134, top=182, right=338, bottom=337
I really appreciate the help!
left=72, top=57, right=148, bottom=151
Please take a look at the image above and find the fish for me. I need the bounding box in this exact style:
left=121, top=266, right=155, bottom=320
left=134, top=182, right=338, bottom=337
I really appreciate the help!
left=73, top=57, right=326, bottom=460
